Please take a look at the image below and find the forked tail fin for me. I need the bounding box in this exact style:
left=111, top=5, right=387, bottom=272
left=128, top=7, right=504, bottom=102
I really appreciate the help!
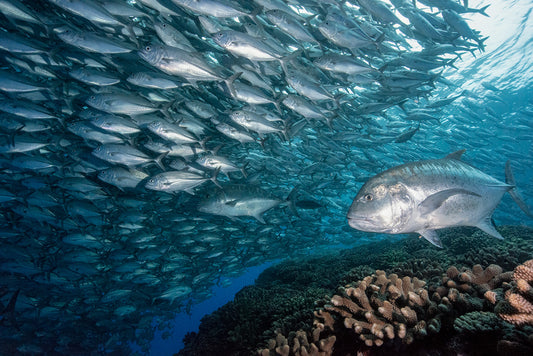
left=505, top=161, right=533, bottom=218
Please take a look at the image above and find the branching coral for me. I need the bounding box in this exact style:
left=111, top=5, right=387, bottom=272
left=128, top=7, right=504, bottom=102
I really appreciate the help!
left=498, top=259, right=533, bottom=326
left=436, top=264, right=511, bottom=309
left=317, top=264, right=510, bottom=349
left=257, top=328, right=335, bottom=356
left=257, top=262, right=514, bottom=355
left=319, top=270, right=438, bottom=347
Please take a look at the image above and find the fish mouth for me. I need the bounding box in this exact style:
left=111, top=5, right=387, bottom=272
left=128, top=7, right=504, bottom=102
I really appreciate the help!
left=347, top=215, right=374, bottom=227
left=347, top=214, right=382, bottom=231
left=347, top=214, right=372, bottom=222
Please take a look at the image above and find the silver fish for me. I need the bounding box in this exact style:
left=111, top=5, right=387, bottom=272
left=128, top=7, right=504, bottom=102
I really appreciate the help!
left=145, top=170, right=217, bottom=194
left=0, top=71, right=47, bottom=93
left=0, top=0, right=41, bottom=23
left=86, top=93, right=159, bottom=116
left=139, top=43, right=224, bottom=82
left=154, top=21, right=195, bottom=51
left=347, top=150, right=533, bottom=247
left=98, top=167, right=148, bottom=190
left=0, top=32, right=45, bottom=53
left=265, top=9, right=318, bottom=44
left=55, top=27, right=133, bottom=54
left=69, top=67, right=120, bottom=86
left=171, top=0, right=249, bottom=18
left=213, top=30, right=285, bottom=62
left=92, top=144, right=164, bottom=169
left=126, top=72, right=185, bottom=90
left=198, top=184, right=288, bottom=223
left=48, top=0, right=123, bottom=27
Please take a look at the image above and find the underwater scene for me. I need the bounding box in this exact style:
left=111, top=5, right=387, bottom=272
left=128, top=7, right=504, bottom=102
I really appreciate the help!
left=0, top=0, right=532, bottom=355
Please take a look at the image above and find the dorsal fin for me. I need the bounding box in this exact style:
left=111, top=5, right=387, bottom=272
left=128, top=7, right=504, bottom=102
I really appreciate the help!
left=445, top=149, right=466, bottom=160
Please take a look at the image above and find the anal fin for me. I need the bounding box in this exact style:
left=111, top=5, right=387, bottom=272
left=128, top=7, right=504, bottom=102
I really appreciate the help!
left=253, top=213, right=266, bottom=224
left=417, top=229, right=443, bottom=248
left=476, top=217, right=504, bottom=240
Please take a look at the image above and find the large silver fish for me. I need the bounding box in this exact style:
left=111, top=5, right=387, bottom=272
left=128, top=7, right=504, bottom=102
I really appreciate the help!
left=347, top=150, right=532, bottom=247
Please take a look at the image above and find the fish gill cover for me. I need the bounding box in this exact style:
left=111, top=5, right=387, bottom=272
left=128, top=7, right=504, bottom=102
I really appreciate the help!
left=0, top=0, right=531, bottom=355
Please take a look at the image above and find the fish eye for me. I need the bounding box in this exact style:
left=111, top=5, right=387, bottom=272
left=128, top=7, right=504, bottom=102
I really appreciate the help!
left=145, top=46, right=151, bottom=51
left=364, top=194, right=373, bottom=201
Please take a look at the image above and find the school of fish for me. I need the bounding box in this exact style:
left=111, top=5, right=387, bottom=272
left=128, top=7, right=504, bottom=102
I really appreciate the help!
left=1, top=0, right=530, bottom=354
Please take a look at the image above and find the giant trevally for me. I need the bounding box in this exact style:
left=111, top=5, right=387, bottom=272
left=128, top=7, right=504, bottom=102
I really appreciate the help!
left=346, top=150, right=533, bottom=247
left=198, top=184, right=296, bottom=223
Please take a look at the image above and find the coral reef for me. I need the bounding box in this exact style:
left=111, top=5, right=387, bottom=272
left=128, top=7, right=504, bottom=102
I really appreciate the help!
left=318, top=263, right=510, bottom=348
left=387, top=258, right=444, bottom=283
left=438, top=263, right=511, bottom=297
left=454, top=311, right=506, bottom=333
left=498, top=259, right=533, bottom=326
left=258, top=263, right=512, bottom=355
left=322, top=270, right=436, bottom=347
left=178, top=285, right=329, bottom=356
left=178, top=226, right=533, bottom=356
left=257, top=329, right=336, bottom=356
left=496, top=327, right=533, bottom=356
left=454, top=226, right=533, bottom=271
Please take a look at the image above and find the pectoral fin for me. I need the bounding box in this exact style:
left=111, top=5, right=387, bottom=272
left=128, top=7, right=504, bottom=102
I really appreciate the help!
left=417, top=229, right=443, bottom=248
left=419, top=188, right=481, bottom=216
left=476, top=216, right=504, bottom=240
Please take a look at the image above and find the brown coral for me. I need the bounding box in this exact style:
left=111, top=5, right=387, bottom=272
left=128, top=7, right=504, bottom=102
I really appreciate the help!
left=258, top=328, right=336, bottom=356
left=498, top=259, right=533, bottom=326
left=514, top=260, right=533, bottom=281
left=259, top=262, right=514, bottom=355
left=439, top=264, right=511, bottom=305
left=319, top=270, right=436, bottom=347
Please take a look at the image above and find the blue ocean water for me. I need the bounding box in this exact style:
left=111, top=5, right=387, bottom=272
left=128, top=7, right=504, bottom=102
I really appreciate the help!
left=0, top=0, right=532, bottom=355
left=148, top=262, right=273, bottom=354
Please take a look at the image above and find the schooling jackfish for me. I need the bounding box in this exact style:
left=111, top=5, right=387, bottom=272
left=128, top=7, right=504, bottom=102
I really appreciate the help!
left=347, top=150, right=532, bottom=247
